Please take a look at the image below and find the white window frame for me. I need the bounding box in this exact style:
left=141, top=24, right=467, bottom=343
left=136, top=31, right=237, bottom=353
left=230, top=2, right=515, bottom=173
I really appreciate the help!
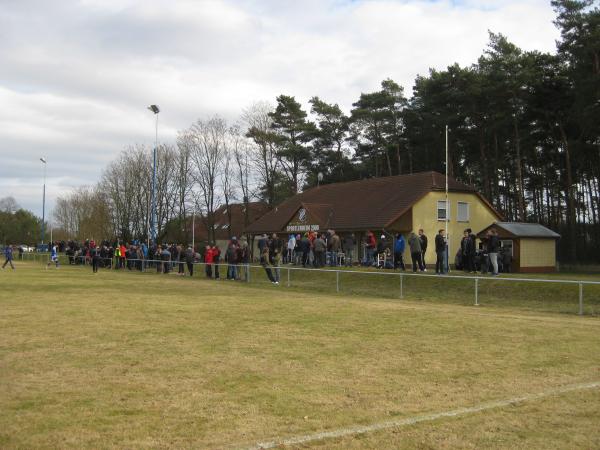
left=437, top=200, right=450, bottom=221
left=457, top=201, right=470, bottom=222
left=501, top=240, right=514, bottom=257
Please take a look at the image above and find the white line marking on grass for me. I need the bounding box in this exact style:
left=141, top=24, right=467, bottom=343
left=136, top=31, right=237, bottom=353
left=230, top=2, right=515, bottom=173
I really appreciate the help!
left=245, top=381, right=600, bottom=450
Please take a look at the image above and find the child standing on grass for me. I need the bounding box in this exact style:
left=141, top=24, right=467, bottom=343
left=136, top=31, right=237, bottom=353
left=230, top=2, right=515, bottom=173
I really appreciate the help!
left=2, top=244, right=15, bottom=270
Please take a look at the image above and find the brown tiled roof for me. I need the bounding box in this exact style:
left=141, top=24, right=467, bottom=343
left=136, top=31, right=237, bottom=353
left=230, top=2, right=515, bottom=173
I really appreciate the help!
left=194, top=201, right=270, bottom=241
left=245, top=171, right=499, bottom=234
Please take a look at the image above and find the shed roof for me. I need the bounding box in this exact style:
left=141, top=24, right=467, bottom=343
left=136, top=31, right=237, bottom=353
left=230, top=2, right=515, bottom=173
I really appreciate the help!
left=245, top=171, right=499, bottom=234
left=479, top=222, right=561, bottom=239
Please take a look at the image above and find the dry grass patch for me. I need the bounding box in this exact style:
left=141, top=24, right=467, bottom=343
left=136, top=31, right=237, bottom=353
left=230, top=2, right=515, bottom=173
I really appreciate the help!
left=0, top=263, right=598, bottom=449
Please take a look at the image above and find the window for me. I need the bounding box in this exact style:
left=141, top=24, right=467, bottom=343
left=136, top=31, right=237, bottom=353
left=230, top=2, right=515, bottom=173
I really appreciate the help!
left=457, top=202, right=470, bottom=222
left=437, top=200, right=449, bottom=221
left=501, top=240, right=513, bottom=257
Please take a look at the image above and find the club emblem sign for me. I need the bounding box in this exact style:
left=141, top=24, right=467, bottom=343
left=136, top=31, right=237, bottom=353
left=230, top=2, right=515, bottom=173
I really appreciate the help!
left=285, top=207, right=319, bottom=232
left=298, top=208, right=307, bottom=222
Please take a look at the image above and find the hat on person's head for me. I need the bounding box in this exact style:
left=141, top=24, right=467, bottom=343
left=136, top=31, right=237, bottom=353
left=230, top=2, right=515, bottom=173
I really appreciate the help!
left=381, top=234, right=385, bottom=239
left=232, top=236, right=237, bottom=240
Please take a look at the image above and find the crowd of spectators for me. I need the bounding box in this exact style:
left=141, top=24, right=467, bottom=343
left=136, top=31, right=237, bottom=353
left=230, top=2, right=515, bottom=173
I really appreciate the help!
left=4, top=227, right=513, bottom=280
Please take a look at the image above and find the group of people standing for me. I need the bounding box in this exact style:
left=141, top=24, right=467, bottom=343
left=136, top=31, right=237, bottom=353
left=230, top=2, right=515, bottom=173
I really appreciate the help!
left=203, top=236, right=250, bottom=281
left=3, top=226, right=508, bottom=282
left=460, top=228, right=501, bottom=276
left=277, top=230, right=354, bottom=269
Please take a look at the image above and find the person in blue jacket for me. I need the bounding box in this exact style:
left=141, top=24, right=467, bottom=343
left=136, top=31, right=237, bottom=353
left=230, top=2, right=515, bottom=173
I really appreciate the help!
left=46, top=243, right=60, bottom=269
left=2, top=244, right=15, bottom=270
left=394, top=234, right=406, bottom=271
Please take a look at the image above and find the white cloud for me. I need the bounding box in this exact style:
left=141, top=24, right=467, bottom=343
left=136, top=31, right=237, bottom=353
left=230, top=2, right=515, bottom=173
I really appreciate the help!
left=0, top=0, right=560, bottom=216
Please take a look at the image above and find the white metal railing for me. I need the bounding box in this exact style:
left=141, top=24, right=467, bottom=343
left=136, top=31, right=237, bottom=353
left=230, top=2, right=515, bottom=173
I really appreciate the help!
left=21, top=253, right=600, bottom=316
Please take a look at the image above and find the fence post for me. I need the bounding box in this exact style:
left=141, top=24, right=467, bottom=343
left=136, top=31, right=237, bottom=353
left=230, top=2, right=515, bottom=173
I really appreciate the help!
left=474, top=278, right=479, bottom=306
left=579, top=282, right=583, bottom=316
left=400, top=274, right=404, bottom=299
left=287, top=267, right=290, bottom=287
left=336, top=271, right=340, bottom=292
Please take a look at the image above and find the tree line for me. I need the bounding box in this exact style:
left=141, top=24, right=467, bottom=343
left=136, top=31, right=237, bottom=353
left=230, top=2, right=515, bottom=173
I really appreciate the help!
left=52, top=0, right=599, bottom=261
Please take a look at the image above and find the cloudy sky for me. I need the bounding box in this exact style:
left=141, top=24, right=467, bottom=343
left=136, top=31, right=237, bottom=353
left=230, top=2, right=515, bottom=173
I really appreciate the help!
left=1, top=0, right=560, bottom=218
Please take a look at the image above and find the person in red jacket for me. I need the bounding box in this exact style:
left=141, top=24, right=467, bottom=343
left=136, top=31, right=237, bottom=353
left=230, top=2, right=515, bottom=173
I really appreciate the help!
left=204, top=245, right=213, bottom=278
left=119, top=243, right=127, bottom=269
left=365, top=231, right=376, bottom=266
left=212, top=245, right=221, bottom=280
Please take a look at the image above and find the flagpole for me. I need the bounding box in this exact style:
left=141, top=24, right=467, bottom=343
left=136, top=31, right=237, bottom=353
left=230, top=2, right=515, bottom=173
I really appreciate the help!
left=445, top=125, right=450, bottom=273
left=192, top=205, right=196, bottom=250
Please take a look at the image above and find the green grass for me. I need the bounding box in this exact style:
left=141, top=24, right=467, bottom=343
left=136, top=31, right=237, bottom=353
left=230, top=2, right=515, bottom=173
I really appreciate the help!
left=244, top=263, right=600, bottom=315
left=1, top=262, right=599, bottom=449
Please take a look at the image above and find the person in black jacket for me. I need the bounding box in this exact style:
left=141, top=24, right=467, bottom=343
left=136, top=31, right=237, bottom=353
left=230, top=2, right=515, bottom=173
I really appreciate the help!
left=91, top=246, right=100, bottom=273
left=418, top=229, right=428, bottom=271
left=185, top=245, right=195, bottom=276
left=435, top=229, right=446, bottom=275
left=300, top=234, right=310, bottom=268
left=468, top=229, right=477, bottom=272
left=487, top=229, right=500, bottom=276
left=461, top=229, right=476, bottom=273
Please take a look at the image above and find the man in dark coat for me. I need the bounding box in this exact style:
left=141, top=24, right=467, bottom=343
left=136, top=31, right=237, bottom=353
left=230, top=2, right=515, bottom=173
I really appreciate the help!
left=408, top=232, right=424, bottom=272
left=435, top=229, right=446, bottom=275
left=313, top=234, right=326, bottom=268
left=185, top=245, right=195, bottom=276
left=418, top=229, right=428, bottom=271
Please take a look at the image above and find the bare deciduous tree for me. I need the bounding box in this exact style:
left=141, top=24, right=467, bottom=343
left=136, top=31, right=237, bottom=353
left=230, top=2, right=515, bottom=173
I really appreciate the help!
left=53, top=187, right=113, bottom=241
left=186, top=116, right=227, bottom=244
left=0, top=196, right=20, bottom=214
left=243, top=101, right=279, bottom=206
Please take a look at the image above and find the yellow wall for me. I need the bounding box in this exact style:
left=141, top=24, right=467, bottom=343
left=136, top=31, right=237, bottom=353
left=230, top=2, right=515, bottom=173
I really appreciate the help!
left=409, top=191, right=500, bottom=265
left=519, top=239, right=556, bottom=268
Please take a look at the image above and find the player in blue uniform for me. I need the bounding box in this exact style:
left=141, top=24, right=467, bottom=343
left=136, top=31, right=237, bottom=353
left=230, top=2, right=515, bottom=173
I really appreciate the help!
left=46, top=244, right=59, bottom=269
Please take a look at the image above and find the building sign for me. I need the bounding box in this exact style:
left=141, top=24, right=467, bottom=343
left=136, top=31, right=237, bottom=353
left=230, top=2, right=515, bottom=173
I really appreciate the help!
left=286, top=207, right=320, bottom=232
left=286, top=224, right=320, bottom=232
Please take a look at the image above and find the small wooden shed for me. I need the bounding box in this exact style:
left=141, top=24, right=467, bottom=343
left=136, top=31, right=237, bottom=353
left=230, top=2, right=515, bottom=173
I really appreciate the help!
left=477, top=222, right=560, bottom=273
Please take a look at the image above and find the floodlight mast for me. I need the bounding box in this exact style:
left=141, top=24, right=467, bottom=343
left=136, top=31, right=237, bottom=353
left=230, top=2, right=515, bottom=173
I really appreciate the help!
left=40, top=157, right=47, bottom=245
left=147, top=105, right=160, bottom=244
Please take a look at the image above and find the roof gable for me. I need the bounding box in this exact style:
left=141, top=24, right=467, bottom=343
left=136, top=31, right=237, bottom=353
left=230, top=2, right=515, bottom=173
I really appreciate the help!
left=246, top=171, right=496, bottom=234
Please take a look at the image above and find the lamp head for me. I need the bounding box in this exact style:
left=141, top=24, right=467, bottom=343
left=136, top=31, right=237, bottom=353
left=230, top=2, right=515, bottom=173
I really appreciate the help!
left=40, top=157, right=47, bottom=164
left=148, top=105, right=160, bottom=114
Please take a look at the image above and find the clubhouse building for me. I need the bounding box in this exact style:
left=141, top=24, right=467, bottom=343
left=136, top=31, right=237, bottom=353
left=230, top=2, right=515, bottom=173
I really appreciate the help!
left=245, top=171, right=503, bottom=265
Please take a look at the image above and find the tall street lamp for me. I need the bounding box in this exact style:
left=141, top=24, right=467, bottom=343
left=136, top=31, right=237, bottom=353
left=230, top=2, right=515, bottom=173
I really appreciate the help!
left=40, top=157, right=47, bottom=245
left=147, top=104, right=160, bottom=244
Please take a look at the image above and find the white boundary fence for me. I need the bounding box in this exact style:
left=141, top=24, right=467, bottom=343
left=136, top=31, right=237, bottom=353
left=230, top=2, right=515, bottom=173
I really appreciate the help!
left=21, top=253, right=600, bottom=316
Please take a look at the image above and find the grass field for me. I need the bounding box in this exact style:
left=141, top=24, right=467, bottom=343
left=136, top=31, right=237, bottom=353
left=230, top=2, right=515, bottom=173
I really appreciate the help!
left=1, top=262, right=599, bottom=449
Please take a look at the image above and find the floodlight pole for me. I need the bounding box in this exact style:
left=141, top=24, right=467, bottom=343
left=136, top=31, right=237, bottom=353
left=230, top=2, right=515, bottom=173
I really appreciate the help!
left=148, top=105, right=160, bottom=244
left=40, top=157, right=47, bottom=245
